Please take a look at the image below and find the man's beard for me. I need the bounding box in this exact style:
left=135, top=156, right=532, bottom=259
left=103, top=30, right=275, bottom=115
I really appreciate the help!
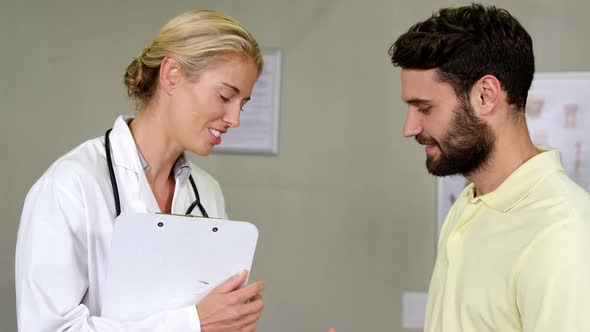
left=416, top=99, right=495, bottom=177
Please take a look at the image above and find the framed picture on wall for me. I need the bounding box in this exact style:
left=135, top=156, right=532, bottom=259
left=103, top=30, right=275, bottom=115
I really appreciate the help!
left=213, top=48, right=282, bottom=155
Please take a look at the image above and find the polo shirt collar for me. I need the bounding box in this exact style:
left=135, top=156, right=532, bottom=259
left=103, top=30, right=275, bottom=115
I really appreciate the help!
left=467, top=149, right=564, bottom=212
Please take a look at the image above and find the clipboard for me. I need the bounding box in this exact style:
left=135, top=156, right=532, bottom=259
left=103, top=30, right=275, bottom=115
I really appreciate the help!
left=100, top=212, right=259, bottom=321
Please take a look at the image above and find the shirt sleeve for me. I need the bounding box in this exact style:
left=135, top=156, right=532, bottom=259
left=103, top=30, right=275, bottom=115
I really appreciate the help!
left=15, top=175, right=201, bottom=332
left=516, top=219, right=590, bottom=332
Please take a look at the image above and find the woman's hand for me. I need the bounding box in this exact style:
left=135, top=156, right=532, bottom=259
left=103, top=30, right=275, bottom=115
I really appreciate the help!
left=197, top=270, right=265, bottom=332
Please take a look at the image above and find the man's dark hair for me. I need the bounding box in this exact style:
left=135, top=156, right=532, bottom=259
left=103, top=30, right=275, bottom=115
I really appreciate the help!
left=389, top=4, right=534, bottom=111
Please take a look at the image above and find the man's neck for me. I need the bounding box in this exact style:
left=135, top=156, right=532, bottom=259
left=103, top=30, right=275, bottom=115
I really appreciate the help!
left=466, top=121, right=539, bottom=196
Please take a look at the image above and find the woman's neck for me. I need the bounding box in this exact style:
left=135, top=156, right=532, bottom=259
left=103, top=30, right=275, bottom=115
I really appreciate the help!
left=129, top=107, right=182, bottom=187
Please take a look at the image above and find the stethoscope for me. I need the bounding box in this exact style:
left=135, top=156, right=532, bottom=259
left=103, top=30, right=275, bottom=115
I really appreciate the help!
left=104, top=128, right=209, bottom=218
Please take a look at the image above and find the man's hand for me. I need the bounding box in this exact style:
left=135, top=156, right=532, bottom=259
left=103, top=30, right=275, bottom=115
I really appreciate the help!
left=197, top=270, right=265, bottom=332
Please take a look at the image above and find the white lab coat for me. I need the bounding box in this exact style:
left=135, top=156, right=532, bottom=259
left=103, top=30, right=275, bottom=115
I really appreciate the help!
left=15, top=115, right=228, bottom=332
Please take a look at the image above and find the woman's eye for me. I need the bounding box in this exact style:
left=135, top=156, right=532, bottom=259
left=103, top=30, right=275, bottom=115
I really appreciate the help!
left=240, top=102, right=249, bottom=112
left=219, top=94, right=230, bottom=103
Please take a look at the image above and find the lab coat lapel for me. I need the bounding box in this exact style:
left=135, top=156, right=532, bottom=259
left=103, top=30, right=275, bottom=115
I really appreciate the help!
left=107, top=115, right=160, bottom=214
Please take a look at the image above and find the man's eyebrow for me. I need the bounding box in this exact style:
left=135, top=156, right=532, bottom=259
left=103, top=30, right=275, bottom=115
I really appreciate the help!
left=403, top=98, right=432, bottom=106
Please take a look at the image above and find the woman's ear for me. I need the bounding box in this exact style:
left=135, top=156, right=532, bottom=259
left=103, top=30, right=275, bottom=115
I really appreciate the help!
left=159, top=57, right=182, bottom=95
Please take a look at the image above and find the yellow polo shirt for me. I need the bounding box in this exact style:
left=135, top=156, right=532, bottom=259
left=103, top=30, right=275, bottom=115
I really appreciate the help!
left=425, top=150, right=590, bottom=332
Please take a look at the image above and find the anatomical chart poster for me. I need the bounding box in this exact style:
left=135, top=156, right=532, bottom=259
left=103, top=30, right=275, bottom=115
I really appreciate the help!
left=437, top=72, right=590, bottom=237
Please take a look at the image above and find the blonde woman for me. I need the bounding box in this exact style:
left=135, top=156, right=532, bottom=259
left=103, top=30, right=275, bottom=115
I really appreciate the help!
left=16, top=9, right=265, bottom=332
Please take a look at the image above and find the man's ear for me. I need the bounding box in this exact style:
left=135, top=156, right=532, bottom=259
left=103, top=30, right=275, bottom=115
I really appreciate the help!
left=159, top=57, right=182, bottom=95
left=471, top=75, right=501, bottom=116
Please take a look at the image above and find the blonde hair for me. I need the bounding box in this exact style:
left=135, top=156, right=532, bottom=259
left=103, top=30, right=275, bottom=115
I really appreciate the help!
left=124, top=9, right=263, bottom=107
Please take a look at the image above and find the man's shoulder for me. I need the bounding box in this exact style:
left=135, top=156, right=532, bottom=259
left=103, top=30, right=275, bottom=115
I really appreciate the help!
left=530, top=170, right=590, bottom=220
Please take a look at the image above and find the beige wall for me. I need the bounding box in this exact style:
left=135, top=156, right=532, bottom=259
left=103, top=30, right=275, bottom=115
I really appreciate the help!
left=1, top=0, right=589, bottom=331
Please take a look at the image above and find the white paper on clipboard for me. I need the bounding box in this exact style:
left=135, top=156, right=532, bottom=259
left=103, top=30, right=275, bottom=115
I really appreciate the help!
left=100, top=212, right=259, bottom=321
